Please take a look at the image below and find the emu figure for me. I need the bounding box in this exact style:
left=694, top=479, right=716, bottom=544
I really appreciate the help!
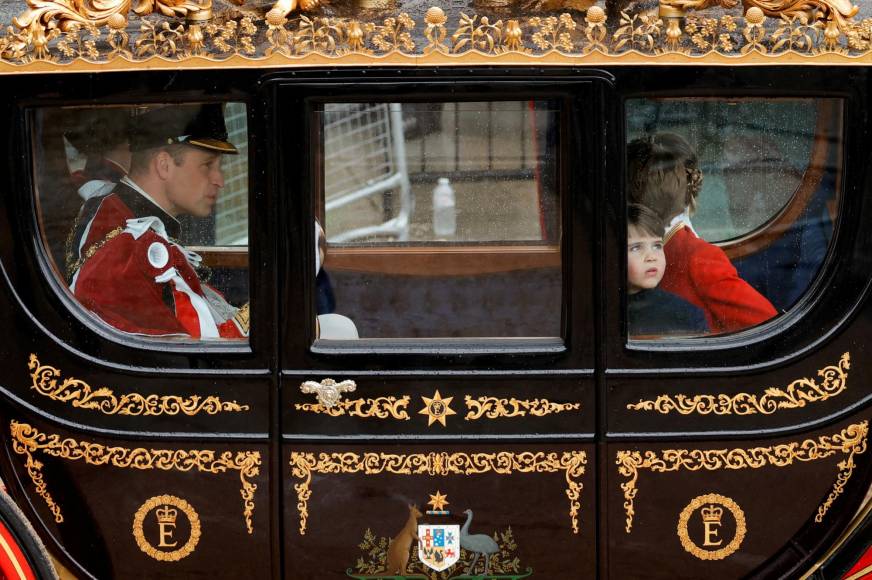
left=459, top=509, right=500, bottom=576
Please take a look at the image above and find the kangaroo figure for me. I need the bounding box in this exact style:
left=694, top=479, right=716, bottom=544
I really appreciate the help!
left=384, top=504, right=422, bottom=575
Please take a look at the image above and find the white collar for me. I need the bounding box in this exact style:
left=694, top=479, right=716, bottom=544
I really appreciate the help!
left=665, top=208, right=697, bottom=238
left=120, top=176, right=180, bottom=226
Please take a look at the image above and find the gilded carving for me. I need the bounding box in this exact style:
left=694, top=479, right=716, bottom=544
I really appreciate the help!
left=464, top=396, right=581, bottom=420
left=28, top=354, right=249, bottom=417
left=627, top=352, right=850, bottom=416
left=9, top=421, right=260, bottom=533
left=676, top=494, right=746, bottom=560
left=0, top=5, right=871, bottom=66
left=132, top=495, right=201, bottom=561
left=616, top=421, right=868, bottom=533
left=289, top=450, right=586, bottom=535
left=294, top=396, right=411, bottom=419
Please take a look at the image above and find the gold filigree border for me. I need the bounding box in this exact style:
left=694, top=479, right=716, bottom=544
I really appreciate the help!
left=616, top=420, right=868, bottom=533
left=627, top=352, right=850, bottom=416
left=464, top=396, right=581, bottom=420
left=28, top=354, right=249, bottom=416
left=1, top=8, right=872, bottom=72
left=294, top=396, right=410, bottom=419
left=289, top=450, right=586, bottom=535
left=132, top=494, right=201, bottom=561
left=9, top=421, right=260, bottom=533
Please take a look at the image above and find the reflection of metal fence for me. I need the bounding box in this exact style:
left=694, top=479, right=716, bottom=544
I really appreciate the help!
left=215, top=102, right=249, bottom=245
left=324, top=103, right=412, bottom=242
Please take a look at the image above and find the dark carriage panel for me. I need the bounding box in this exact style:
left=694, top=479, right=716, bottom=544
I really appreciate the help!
left=284, top=442, right=595, bottom=579
left=606, top=413, right=872, bottom=579
left=0, top=411, right=270, bottom=579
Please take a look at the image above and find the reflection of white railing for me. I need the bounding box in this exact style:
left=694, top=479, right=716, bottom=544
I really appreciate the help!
left=324, top=103, right=412, bottom=243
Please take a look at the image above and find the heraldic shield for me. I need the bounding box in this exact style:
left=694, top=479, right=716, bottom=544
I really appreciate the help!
left=418, top=524, right=460, bottom=572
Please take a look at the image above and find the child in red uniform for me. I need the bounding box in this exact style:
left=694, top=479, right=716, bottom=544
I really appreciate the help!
left=627, top=133, right=777, bottom=334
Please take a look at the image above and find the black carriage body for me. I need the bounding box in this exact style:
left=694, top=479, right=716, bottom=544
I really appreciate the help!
left=0, top=66, right=870, bottom=579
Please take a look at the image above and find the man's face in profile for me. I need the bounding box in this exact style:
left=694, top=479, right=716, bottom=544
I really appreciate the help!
left=164, top=146, right=224, bottom=218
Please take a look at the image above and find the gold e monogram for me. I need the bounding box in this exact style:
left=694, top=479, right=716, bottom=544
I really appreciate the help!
left=133, top=495, right=201, bottom=561
left=677, top=494, right=746, bottom=561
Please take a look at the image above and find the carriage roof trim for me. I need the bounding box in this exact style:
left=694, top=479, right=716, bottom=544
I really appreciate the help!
left=0, top=0, right=871, bottom=73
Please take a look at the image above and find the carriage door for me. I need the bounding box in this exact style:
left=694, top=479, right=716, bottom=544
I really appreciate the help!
left=272, top=72, right=603, bottom=578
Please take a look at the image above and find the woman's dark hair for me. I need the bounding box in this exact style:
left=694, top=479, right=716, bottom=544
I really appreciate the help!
left=627, top=132, right=703, bottom=223
left=64, top=107, right=131, bottom=157
left=627, top=203, right=665, bottom=238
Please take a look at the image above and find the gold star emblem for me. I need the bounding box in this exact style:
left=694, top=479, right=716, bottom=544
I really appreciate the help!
left=428, top=490, right=449, bottom=511
left=419, top=390, right=456, bottom=427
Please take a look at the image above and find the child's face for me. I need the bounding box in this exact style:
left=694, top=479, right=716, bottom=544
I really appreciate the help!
left=628, top=225, right=665, bottom=294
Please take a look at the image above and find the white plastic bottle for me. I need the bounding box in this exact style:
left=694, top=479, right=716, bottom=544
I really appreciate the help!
left=432, top=177, right=456, bottom=237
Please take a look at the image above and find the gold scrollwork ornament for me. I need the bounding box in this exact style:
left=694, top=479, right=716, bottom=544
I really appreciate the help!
left=132, top=495, right=201, bottom=561
left=28, top=354, right=249, bottom=417
left=677, top=494, right=746, bottom=560
left=627, top=352, right=850, bottom=416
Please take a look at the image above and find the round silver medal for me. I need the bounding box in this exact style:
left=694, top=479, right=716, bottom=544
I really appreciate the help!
left=147, top=241, right=170, bottom=269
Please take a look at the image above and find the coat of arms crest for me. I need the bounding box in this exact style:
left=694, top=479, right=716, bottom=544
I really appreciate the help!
left=417, top=524, right=460, bottom=572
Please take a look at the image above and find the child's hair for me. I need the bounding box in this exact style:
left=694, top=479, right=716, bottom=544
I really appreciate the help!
left=627, top=203, right=665, bottom=239
left=627, top=132, right=703, bottom=223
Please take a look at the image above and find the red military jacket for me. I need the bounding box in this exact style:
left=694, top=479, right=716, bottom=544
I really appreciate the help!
left=659, top=225, right=777, bottom=334
left=68, top=179, right=246, bottom=339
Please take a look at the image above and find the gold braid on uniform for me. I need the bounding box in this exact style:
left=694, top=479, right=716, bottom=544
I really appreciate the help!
left=66, top=227, right=124, bottom=279
left=234, top=303, right=250, bottom=334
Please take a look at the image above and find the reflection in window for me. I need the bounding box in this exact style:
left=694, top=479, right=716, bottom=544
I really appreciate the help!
left=33, top=103, right=250, bottom=340
left=316, top=101, right=561, bottom=340
left=626, top=98, right=842, bottom=339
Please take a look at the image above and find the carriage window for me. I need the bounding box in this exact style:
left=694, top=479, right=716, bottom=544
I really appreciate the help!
left=315, top=101, right=560, bottom=341
left=33, top=102, right=250, bottom=340
left=626, top=98, right=842, bottom=339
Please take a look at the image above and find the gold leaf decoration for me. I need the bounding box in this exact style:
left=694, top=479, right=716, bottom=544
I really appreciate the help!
left=464, top=396, right=581, bottom=420
left=627, top=352, right=850, bottom=416
left=0, top=5, right=870, bottom=67
left=452, top=13, right=504, bottom=54
left=289, top=450, right=586, bottom=535
left=28, top=354, right=250, bottom=417
left=294, top=396, right=411, bottom=419
left=9, top=420, right=261, bottom=533
left=615, top=420, right=868, bottom=533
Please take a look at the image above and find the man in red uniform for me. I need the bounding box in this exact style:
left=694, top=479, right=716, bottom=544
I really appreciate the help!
left=67, top=104, right=247, bottom=339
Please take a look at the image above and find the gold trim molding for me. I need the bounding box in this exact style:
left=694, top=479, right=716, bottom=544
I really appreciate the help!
left=28, top=354, right=249, bottom=416
left=294, top=396, right=411, bottom=419
left=9, top=420, right=260, bottom=533
left=289, top=450, right=586, bottom=535
left=616, top=420, right=868, bottom=533
left=627, top=352, right=850, bottom=416
left=132, top=494, right=201, bottom=561
left=0, top=7, right=872, bottom=72
left=464, top=396, right=581, bottom=420
left=676, top=493, right=747, bottom=560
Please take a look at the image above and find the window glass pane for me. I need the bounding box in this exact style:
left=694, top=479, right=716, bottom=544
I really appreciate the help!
left=33, top=102, right=250, bottom=340
left=315, top=101, right=561, bottom=341
left=626, top=98, right=842, bottom=339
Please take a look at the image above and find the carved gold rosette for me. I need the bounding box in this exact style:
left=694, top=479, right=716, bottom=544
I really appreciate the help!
left=464, top=396, right=581, bottom=420
left=294, top=396, right=410, bottom=419
left=627, top=352, right=850, bottom=416
left=9, top=421, right=261, bottom=533
left=0, top=5, right=870, bottom=70
left=28, top=354, right=249, bottom=416
left=289, top=450, right=586, bottom=535
left=615, top=420, right=868, bottom=533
